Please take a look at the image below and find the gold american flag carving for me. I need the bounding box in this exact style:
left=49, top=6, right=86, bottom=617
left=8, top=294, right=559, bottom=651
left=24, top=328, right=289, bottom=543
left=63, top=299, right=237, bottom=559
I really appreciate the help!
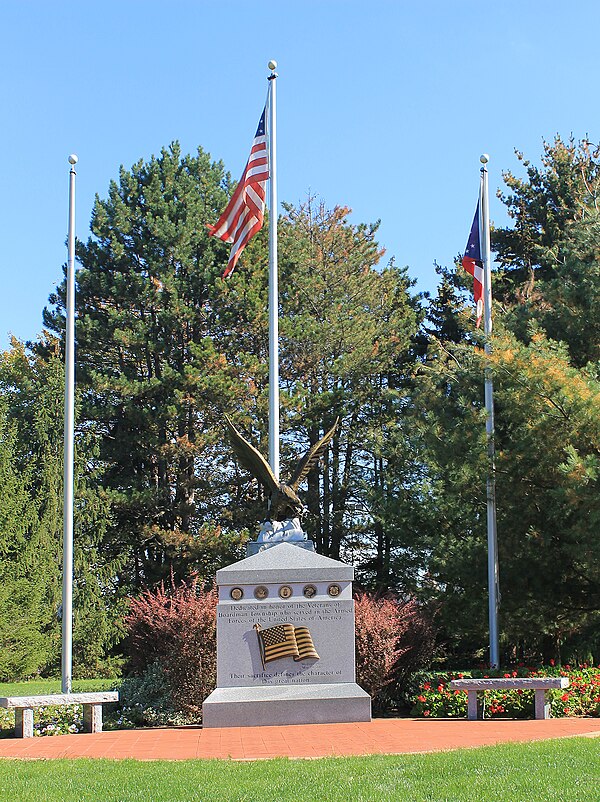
left=254, top=623, right=319, bottom=669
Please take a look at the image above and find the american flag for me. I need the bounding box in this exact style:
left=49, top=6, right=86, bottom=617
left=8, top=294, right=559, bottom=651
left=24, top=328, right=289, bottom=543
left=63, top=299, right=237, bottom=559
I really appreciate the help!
left=256, top=623, right=299, bottom=667
left=208, top=107, right=269, bottom=278
left=254, top=623, right=319, bottom=668
left=462, top=201, right=484, bottom=327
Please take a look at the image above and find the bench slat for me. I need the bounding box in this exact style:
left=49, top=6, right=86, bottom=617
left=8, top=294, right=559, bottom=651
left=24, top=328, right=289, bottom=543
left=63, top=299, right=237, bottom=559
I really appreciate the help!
left=449, top=678, right=568, bottom=691
left=0, top=692, right=119, bottom=708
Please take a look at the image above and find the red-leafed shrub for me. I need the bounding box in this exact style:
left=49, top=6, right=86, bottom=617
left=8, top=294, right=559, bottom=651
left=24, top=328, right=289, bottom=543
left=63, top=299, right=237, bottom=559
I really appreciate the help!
left=354, top=593, right=435, bottom=708
left=124, top=577, right=218, bottom=722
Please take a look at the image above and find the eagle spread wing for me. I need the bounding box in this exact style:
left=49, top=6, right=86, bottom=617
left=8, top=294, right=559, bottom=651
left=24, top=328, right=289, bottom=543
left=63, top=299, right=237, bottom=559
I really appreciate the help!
left=224, top=415, right=279, bottom=493
left=288, top=418, right=339, bottom=491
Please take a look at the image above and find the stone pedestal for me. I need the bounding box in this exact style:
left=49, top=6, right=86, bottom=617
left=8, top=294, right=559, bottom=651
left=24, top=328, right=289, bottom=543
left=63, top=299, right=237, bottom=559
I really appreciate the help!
left=245, top=539, right=315, bottom=557
left=15, top=708, right=34, bottom=738
left=83, top=703, right=104, bottom=733
left=202, top=542, right=371, bottom=728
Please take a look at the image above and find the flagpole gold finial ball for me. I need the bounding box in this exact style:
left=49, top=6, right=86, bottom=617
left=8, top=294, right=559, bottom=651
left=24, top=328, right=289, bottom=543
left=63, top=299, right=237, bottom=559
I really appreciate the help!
left=68, top=154, right=78, bottom=165
left=268, top=60, right=277, bottom=71
left=480, top=153, right=490, bottom=164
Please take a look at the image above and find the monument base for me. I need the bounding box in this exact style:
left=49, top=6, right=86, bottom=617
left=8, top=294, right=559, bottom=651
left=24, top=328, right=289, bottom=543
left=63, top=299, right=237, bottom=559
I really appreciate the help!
left=202, top=682, right=371, bottom=728
left=245, top=540, right=315, bottom=556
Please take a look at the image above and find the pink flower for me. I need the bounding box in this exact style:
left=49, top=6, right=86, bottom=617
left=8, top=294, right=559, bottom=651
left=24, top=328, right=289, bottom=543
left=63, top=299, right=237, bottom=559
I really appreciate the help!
left=423, top=710, right=430, bottom=716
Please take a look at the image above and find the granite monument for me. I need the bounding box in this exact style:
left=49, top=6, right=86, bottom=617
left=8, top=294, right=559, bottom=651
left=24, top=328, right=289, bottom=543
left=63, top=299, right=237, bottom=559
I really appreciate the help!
left=202, top=541, right=371, bottom=727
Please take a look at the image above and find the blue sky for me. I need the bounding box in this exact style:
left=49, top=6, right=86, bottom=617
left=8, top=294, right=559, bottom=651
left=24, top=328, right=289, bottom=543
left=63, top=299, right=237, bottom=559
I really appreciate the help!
left=1, top=0, right=599, bottom=348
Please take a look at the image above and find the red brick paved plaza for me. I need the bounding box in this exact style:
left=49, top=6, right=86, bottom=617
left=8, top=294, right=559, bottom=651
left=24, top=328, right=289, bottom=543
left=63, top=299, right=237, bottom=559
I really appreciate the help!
left=1, top=717, right=599, bottom=761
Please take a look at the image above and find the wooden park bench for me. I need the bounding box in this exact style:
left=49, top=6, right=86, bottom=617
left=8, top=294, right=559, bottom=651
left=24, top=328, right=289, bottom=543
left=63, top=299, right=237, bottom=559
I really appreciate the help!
left=0, top=691, right=119, bottom=738
left=449, top=677, right=569, bottom=720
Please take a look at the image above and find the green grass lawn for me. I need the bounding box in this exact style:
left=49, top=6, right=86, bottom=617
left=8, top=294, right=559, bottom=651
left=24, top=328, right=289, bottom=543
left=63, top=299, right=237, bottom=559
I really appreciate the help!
left=0, top=738, right=598, bottom=802
left=0, top=678, right=118, bottom=698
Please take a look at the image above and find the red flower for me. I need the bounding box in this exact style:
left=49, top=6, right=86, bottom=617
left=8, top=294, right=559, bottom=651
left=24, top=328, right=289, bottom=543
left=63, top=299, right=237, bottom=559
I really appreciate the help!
left=423, top=683, right=431, bottom=691
left=549, top=659, right=555, bottom=666
left=437, top=685, right=444, bottom=692
left=561, top=693, right=570, bottom=702
left=418, top=695, right=426, bottom=703
left=423, top=710, right=430, bottom=716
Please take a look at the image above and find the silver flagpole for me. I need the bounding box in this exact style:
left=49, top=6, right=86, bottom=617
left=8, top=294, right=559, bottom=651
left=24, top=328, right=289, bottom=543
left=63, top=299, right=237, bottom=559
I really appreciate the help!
left=480, top=154, right=500, bottom=668
left=267, top=60, right=280, bottom=479
left=62, top=153, right=78, bottom=694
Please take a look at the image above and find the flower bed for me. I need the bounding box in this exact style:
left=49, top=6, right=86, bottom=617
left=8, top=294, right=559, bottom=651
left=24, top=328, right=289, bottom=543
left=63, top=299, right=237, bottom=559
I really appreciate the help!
left=411, top=664, right=600, bottom=719
left=0, top=704, right=83, bottom=737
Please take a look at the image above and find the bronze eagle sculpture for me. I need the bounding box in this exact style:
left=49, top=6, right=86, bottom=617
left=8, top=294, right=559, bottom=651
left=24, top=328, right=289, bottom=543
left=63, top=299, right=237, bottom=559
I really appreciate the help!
left=224, top=415, right=339, bottom=522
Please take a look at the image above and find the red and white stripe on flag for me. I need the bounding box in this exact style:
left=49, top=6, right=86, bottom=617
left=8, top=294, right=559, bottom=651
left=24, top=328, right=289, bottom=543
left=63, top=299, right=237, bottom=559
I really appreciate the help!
left=463, top=257, right=484, bottom=327
left=208, top=107, right=269, bottom=277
